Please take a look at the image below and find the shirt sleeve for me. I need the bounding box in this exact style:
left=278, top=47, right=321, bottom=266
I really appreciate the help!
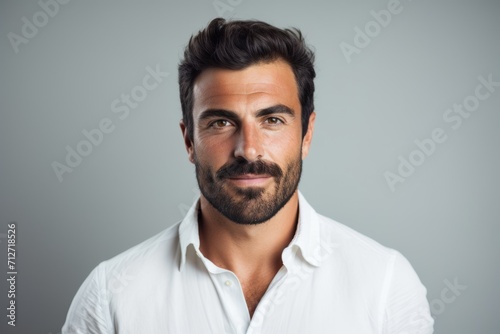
left=382, top=251, right=434, bottom=334
left=62, top=262, right=113, bottom=334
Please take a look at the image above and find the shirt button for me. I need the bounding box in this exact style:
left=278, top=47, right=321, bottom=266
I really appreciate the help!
left=224, top=280, right=232, bottom=287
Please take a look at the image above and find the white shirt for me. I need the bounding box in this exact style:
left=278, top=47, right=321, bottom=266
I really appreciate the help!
left=62, top=192, right=434, bottom=334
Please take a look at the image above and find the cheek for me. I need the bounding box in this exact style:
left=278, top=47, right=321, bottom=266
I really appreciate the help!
left=193, top=137, right=233, bottom=167
left=266, top=129, right=302, bottom=156
left=195, top=127, right=233, bottom=150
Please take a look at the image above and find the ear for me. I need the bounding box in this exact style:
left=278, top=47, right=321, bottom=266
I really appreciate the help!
left=180, top=120, right=195, bottom=164
left=301, top=112, right=316, bottom=160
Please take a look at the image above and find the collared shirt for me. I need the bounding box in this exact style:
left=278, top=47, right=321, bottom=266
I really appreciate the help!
left=62, top=192, right=434, bottom=334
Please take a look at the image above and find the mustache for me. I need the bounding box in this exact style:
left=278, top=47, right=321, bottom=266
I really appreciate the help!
left=216, top=159, right=283, bottom=180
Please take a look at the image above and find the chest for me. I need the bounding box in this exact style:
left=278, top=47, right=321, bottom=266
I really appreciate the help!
left=240, top=276, right=273, bottom=317
left=119, top=271, right=377, bottom=334
left=113, top=262, right=381, bottom=333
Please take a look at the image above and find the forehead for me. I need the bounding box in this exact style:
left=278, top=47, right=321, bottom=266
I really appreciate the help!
left=192, top=60, right=300, bottom=115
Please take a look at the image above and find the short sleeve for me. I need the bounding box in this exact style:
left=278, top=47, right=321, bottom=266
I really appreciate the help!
left=382, top=251, right=434, bottom=334
left=62, top=262, right=113, bottom=334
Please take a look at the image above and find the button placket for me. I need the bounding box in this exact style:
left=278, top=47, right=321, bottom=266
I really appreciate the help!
left=213, top=272, right=250, bottom=334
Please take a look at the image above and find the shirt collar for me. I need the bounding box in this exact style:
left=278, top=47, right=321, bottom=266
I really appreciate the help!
left=178, top=191, right=322, bottom=271
left=291, top=191, right=322, bottom=267
left=178, top=199, right=201, bottom=271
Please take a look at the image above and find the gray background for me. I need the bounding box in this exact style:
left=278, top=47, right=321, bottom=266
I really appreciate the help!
left=1, top=0, right=499, bottom=333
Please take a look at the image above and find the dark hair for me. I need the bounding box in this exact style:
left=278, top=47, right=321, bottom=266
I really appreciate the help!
left=178, top=18, right=316, bottom=141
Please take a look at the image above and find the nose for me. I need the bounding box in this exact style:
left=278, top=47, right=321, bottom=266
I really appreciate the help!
left=233, top=122, right=263, bottom=162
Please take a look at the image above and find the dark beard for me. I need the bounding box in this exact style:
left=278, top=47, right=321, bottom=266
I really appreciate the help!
left=194, top=155, right=302, bottom=225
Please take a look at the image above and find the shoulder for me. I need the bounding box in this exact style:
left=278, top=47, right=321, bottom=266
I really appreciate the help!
left=316, top=213, right=397, bottom=261
left=298, top=191, right=397, bottom=266
left=76, top=221, right=183, bottom=304
left=99, top=221, right=182, bottom=280
left=315, top=213, right=422, bottom=287
left=316, top=213, right=433, bottom=330
left=62, top=222, right=182, bottom=333
left=315, top=213, right=433, bottom=331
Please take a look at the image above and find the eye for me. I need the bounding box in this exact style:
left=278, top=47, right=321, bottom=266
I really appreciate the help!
left=210, top=119, right=231, bottom=128
left=264, top=117, right=283, bottom=125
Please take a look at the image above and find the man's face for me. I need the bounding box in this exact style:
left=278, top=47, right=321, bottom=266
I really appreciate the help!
left=181, top=59, right=315, bottom=225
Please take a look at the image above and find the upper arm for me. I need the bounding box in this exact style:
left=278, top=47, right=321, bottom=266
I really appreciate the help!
left=381, top=251, right=434, bottom=334
left=62, top=262, right=113, bottom=334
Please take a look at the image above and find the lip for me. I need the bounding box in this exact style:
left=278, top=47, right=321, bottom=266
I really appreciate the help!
left=227, top=174, right=272, bottom=186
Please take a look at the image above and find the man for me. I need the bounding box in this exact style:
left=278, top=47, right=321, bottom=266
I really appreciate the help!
left=63, top=18, right=434, bottom=333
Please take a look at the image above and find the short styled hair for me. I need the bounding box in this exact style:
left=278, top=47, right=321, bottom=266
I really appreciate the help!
left=178, top=18, right=316, bottom=141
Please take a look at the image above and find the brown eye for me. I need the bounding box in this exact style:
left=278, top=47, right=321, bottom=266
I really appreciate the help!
left=265, top=117, right=282, bottom=125
left=212, top=120, right=230, bottom=128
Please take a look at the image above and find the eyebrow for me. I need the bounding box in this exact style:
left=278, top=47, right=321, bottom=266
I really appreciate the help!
left=256, top=104, right=295, bottom=118
left=198, top=104, right=296, bottom=122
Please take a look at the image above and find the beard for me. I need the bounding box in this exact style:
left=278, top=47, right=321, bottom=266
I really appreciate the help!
left=194, top=153, right=302, bottom=225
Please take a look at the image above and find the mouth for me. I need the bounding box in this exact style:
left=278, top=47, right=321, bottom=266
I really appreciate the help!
left=226, top=174, right=273, bottom=186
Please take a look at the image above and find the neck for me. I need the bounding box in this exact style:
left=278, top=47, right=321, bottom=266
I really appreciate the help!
left=198, top=191, right=299, bottom=276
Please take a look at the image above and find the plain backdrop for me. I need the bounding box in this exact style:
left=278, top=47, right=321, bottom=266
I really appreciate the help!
left=1, top=0, right=499, bottom=333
